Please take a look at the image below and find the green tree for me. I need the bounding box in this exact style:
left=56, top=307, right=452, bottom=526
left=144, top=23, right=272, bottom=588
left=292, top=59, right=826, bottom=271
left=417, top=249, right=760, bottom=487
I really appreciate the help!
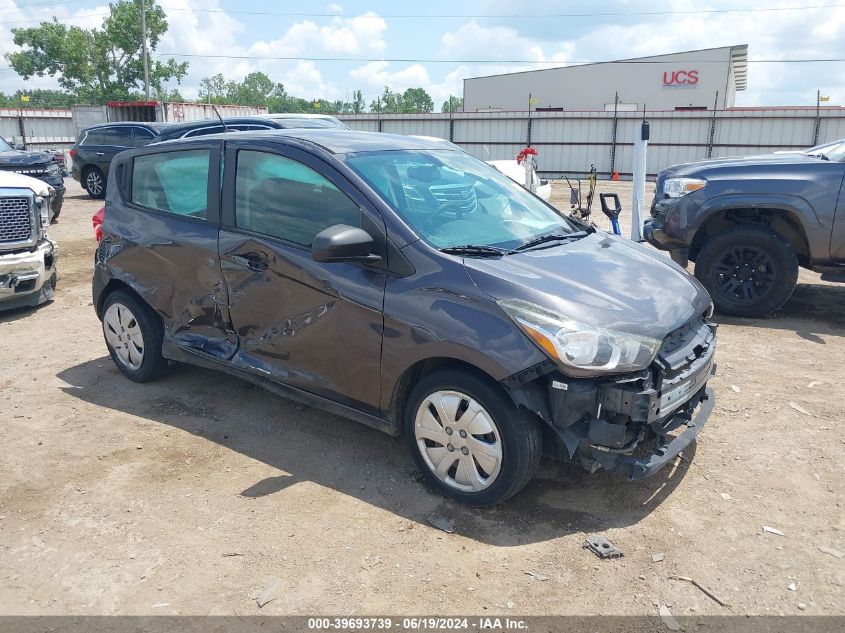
left=350, top=89, right=365, bottom=113
left=5, top=0, right=187, bottom=102
left=370, top=86, right=402, bottom=113
left=401, top=87, right=434, bottom=113
left=226, top=71, right=275, bottom=105
left=198, top=73, right=227, bottom=104
left=441, top=96, right=463, bottom=113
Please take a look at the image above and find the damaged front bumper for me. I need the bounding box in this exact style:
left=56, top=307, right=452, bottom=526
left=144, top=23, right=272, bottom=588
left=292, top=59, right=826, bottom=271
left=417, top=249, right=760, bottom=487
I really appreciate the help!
left=0, top=239, right=58, bottom=310
left=510, top=315, right=716, bottom=479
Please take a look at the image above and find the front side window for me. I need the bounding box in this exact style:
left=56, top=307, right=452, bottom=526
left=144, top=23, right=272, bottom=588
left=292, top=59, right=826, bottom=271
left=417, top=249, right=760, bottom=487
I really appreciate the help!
left=235, top=150, right=360, bottom=246
left=131, top=128, right=155, bottom=147
left=100, top=127, right=133, bottom=147
left=131, top=149, right=210, bottom=219
left=345, top=149, right=578, bottom=250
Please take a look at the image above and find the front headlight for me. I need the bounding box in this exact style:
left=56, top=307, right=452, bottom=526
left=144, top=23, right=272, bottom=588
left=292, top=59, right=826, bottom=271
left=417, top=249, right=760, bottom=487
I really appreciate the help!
left=664, top=177, right=706, bottom=198
left=47, top=162, right=61, bottom=176
left=499, top=298, right=661, bottom=374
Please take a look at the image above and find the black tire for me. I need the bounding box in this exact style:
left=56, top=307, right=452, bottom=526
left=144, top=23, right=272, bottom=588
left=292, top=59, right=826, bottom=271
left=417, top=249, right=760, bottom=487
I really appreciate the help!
left=82, top=166, right=106, bottom=199
left=404, top=369, right=541, bottom=507
left=101, top=290, right=168, bottom=382
left=695, top=224, right=799, bottom=318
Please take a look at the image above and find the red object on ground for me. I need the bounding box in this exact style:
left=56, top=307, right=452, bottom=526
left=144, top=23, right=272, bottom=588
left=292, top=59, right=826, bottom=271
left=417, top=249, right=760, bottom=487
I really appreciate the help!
left=93, top=206, right=104, bottom=242
left=612, top=171, right=620, bottom=181
left=516, top=146, right=538, bottom=165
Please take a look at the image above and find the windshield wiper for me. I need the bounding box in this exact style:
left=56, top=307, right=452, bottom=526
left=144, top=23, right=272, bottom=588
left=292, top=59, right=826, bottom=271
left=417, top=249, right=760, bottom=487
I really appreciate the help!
left=514, top=230, right=588, bottom=252
left=440, top=244, right=510, bottom=257
left=806, top=152, right=830, bottom=161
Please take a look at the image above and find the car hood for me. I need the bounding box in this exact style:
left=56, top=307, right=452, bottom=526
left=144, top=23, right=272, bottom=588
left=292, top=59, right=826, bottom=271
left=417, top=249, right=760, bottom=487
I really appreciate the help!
left=0, top=149, right=53, bottom=167
left=0, top=169, right=51, bottom=195
left=662, top=153, right=818, bottom=178
left=463, top=232, right=712, bottom=339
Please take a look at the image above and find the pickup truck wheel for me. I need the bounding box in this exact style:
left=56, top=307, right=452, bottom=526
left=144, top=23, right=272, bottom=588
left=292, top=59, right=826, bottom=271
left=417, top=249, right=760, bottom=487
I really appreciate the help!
left=101, top=290, right=168, bottom=382
left=83, top=166, right=106, bottom=199
left=404, top=370, right=541, bottom=507
left=695, top=225, right=798, bottom=318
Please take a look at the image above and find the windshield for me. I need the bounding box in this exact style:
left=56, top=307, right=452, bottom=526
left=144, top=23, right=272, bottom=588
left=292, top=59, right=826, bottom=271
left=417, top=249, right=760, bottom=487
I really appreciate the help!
left=803, top=139, right=845, bottom=160
left=0, top=136, right=12, bottom=152
left=345, top=149, right=577, bottom=250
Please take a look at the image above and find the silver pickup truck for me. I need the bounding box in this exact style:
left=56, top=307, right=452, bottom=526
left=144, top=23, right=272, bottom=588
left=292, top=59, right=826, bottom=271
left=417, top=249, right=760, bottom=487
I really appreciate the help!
left=0, top=171, right=58, bottom=311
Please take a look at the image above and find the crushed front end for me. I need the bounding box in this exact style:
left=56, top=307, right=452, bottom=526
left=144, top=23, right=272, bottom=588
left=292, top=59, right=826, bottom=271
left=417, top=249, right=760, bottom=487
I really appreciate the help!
left=509, top=313, right=716, bottom=479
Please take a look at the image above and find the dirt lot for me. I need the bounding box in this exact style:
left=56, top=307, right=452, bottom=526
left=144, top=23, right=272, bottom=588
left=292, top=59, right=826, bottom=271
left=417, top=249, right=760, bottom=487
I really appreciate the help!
left=1, top=178, right=843, bottom=618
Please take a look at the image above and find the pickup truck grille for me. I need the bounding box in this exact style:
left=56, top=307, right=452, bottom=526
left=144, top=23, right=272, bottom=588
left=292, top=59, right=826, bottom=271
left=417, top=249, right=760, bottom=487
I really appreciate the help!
left=0, top=165, right=50, bottom=179
left=0, top=197, right=32, bottom=243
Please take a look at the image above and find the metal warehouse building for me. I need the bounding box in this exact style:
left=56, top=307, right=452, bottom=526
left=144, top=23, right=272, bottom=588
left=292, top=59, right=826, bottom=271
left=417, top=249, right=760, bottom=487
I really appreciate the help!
left=463, top=45, right=748, bottom=112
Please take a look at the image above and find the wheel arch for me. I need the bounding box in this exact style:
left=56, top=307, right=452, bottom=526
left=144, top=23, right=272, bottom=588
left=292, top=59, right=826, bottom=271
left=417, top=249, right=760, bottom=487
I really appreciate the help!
left=690, top=206, right=811, bottom=265
left=389, top=357, right=512, bottom=433
left=96, top=278, right=150, bottom=320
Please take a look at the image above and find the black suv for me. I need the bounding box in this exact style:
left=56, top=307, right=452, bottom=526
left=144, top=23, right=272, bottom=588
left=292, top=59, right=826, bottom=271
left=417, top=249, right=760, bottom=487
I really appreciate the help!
left=70, top=122, right=170, bottom=198
left=93, top=130, right=716, bottom=506
left=0, top=134, right=66, bottom=221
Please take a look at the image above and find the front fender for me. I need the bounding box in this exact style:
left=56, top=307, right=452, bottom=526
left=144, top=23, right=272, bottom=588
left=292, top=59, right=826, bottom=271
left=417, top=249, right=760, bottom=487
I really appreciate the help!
left=695, top=192, right=822, bottom=235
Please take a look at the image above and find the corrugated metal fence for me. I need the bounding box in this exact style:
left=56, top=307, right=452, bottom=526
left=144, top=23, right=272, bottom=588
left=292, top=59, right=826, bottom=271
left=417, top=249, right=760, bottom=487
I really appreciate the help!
left=0, top=108, right=75, bottom=150
left=337, top=109, right=845, bottom=178
left=3, top=106, right=845, bottom=178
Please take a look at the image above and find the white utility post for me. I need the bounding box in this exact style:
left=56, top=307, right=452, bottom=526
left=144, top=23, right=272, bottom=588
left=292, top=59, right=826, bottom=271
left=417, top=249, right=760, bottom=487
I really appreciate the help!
left=140, top=0, right=150, bottom=100
left=630, top=115, right=649, bottom=242
left=524, top=154, right=534, bottom=192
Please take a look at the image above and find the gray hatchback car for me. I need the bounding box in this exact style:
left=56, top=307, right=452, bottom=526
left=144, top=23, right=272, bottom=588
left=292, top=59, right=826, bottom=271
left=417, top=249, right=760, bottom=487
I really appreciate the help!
left=93, top=130, right=716, bottom=506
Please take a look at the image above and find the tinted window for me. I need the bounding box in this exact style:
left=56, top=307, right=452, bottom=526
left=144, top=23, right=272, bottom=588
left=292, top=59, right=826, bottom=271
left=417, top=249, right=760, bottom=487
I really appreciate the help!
left=100, top=127, right=133, bottom=146
left=131, top=149, right=210, bottom=219
left=81, top=130, right=105, bottom=145
left=185, top=125, right=223, bottom=138
left=131, top=128, right=155, bottom=147
left=235, top=150, right=360, bottom=246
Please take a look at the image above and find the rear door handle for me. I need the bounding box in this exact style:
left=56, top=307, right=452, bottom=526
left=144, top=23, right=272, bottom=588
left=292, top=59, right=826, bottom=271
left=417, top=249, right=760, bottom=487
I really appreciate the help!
left=95, top=152, right=105, bottom=156
left=232, top=253, right=269, bottom=272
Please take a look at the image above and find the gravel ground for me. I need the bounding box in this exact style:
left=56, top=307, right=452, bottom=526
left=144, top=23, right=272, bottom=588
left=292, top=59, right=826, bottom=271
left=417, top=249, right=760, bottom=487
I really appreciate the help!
left=0, top=178, right=843, bottom=617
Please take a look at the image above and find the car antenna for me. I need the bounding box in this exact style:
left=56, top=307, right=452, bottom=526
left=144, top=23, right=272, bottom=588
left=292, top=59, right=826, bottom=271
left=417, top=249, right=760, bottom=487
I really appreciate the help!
left=210, top=104, right=229, bottom=133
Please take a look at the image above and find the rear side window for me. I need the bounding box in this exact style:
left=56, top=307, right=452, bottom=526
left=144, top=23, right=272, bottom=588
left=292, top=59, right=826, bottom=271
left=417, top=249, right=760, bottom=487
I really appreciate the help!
left=184, top=126, right=223, bottom=138
left=100, top=127, right=133, bottom=146
left=234, top=150, right=360, bottom=246
left=131, top=149, right=210, bottom=219
left=81, top=130, right=105, bottom=145
left=131, top=128, right=155, bottom=147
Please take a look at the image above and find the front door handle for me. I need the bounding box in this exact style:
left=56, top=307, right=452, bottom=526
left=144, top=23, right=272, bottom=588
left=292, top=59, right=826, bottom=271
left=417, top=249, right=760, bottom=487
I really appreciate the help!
left=95, top=152, right=105, bottom=156
left=232, top=253, right=269, bottom=272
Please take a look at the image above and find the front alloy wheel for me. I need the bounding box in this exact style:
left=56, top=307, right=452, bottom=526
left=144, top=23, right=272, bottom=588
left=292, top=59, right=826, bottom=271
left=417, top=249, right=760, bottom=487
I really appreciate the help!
left=414, top=390, right=503, bottom=492
left=405, top=370, right=541, bottom=506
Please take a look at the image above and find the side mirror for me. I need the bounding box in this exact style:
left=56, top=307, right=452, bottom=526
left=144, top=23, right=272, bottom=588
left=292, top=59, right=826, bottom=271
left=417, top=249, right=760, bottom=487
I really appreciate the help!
left=312, top=224, right=381, bottom=263
left=13, top=143, right=25, bottom=151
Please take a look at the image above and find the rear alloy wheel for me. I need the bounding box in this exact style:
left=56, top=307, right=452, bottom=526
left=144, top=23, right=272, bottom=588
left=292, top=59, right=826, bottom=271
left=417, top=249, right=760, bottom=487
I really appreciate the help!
left=405, top=370, right=541, bottom=506
left=695, top=224, right=798, bottom=318
left=101, top=290, right=168, bottom=382
left=84, top=167, right=105, bottom=198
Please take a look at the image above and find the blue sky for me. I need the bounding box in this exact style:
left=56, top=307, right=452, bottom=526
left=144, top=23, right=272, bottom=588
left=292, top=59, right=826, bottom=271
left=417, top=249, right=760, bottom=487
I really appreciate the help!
left=1, top=0, right=844, bottom=107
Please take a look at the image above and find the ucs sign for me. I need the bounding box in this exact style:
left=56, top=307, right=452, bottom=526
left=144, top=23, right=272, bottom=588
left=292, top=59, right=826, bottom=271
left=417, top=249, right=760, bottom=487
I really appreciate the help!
left=663, top=70, right=699, bottom=88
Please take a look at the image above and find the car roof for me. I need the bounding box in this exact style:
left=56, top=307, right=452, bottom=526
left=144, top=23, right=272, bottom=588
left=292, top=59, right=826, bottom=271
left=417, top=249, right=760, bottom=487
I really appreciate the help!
left=259, top=113, right=341, bottom=120
left=155, top=117, right=282, bottom=136
left=83, top=121, right=172, bottom=132
left=155, top=129, right=458, bottom=154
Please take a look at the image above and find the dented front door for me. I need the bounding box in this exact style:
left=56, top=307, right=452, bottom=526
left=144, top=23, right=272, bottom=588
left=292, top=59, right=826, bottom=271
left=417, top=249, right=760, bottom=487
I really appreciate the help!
left=218, top=141, right=387, bottom=414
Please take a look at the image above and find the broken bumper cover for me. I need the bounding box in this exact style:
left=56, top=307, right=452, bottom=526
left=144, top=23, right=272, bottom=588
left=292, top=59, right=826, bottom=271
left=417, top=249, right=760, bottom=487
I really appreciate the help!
left=0, top=239, right=58, bottom=310
left=616, top=387, right=714, bottom=480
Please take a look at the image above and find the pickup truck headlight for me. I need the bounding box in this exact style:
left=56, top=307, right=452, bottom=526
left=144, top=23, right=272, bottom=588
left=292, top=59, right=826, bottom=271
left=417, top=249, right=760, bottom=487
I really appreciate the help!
left=499, top=298, right=661, bottom=373
left=664, top=177, right=706, bottom=198
left=46, top=162, right=61, bottom=177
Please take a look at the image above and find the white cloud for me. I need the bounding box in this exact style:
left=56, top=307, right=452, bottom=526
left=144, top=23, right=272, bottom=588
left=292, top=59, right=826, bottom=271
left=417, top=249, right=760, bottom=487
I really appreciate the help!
left=326, top=4, right=343, bottom=15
